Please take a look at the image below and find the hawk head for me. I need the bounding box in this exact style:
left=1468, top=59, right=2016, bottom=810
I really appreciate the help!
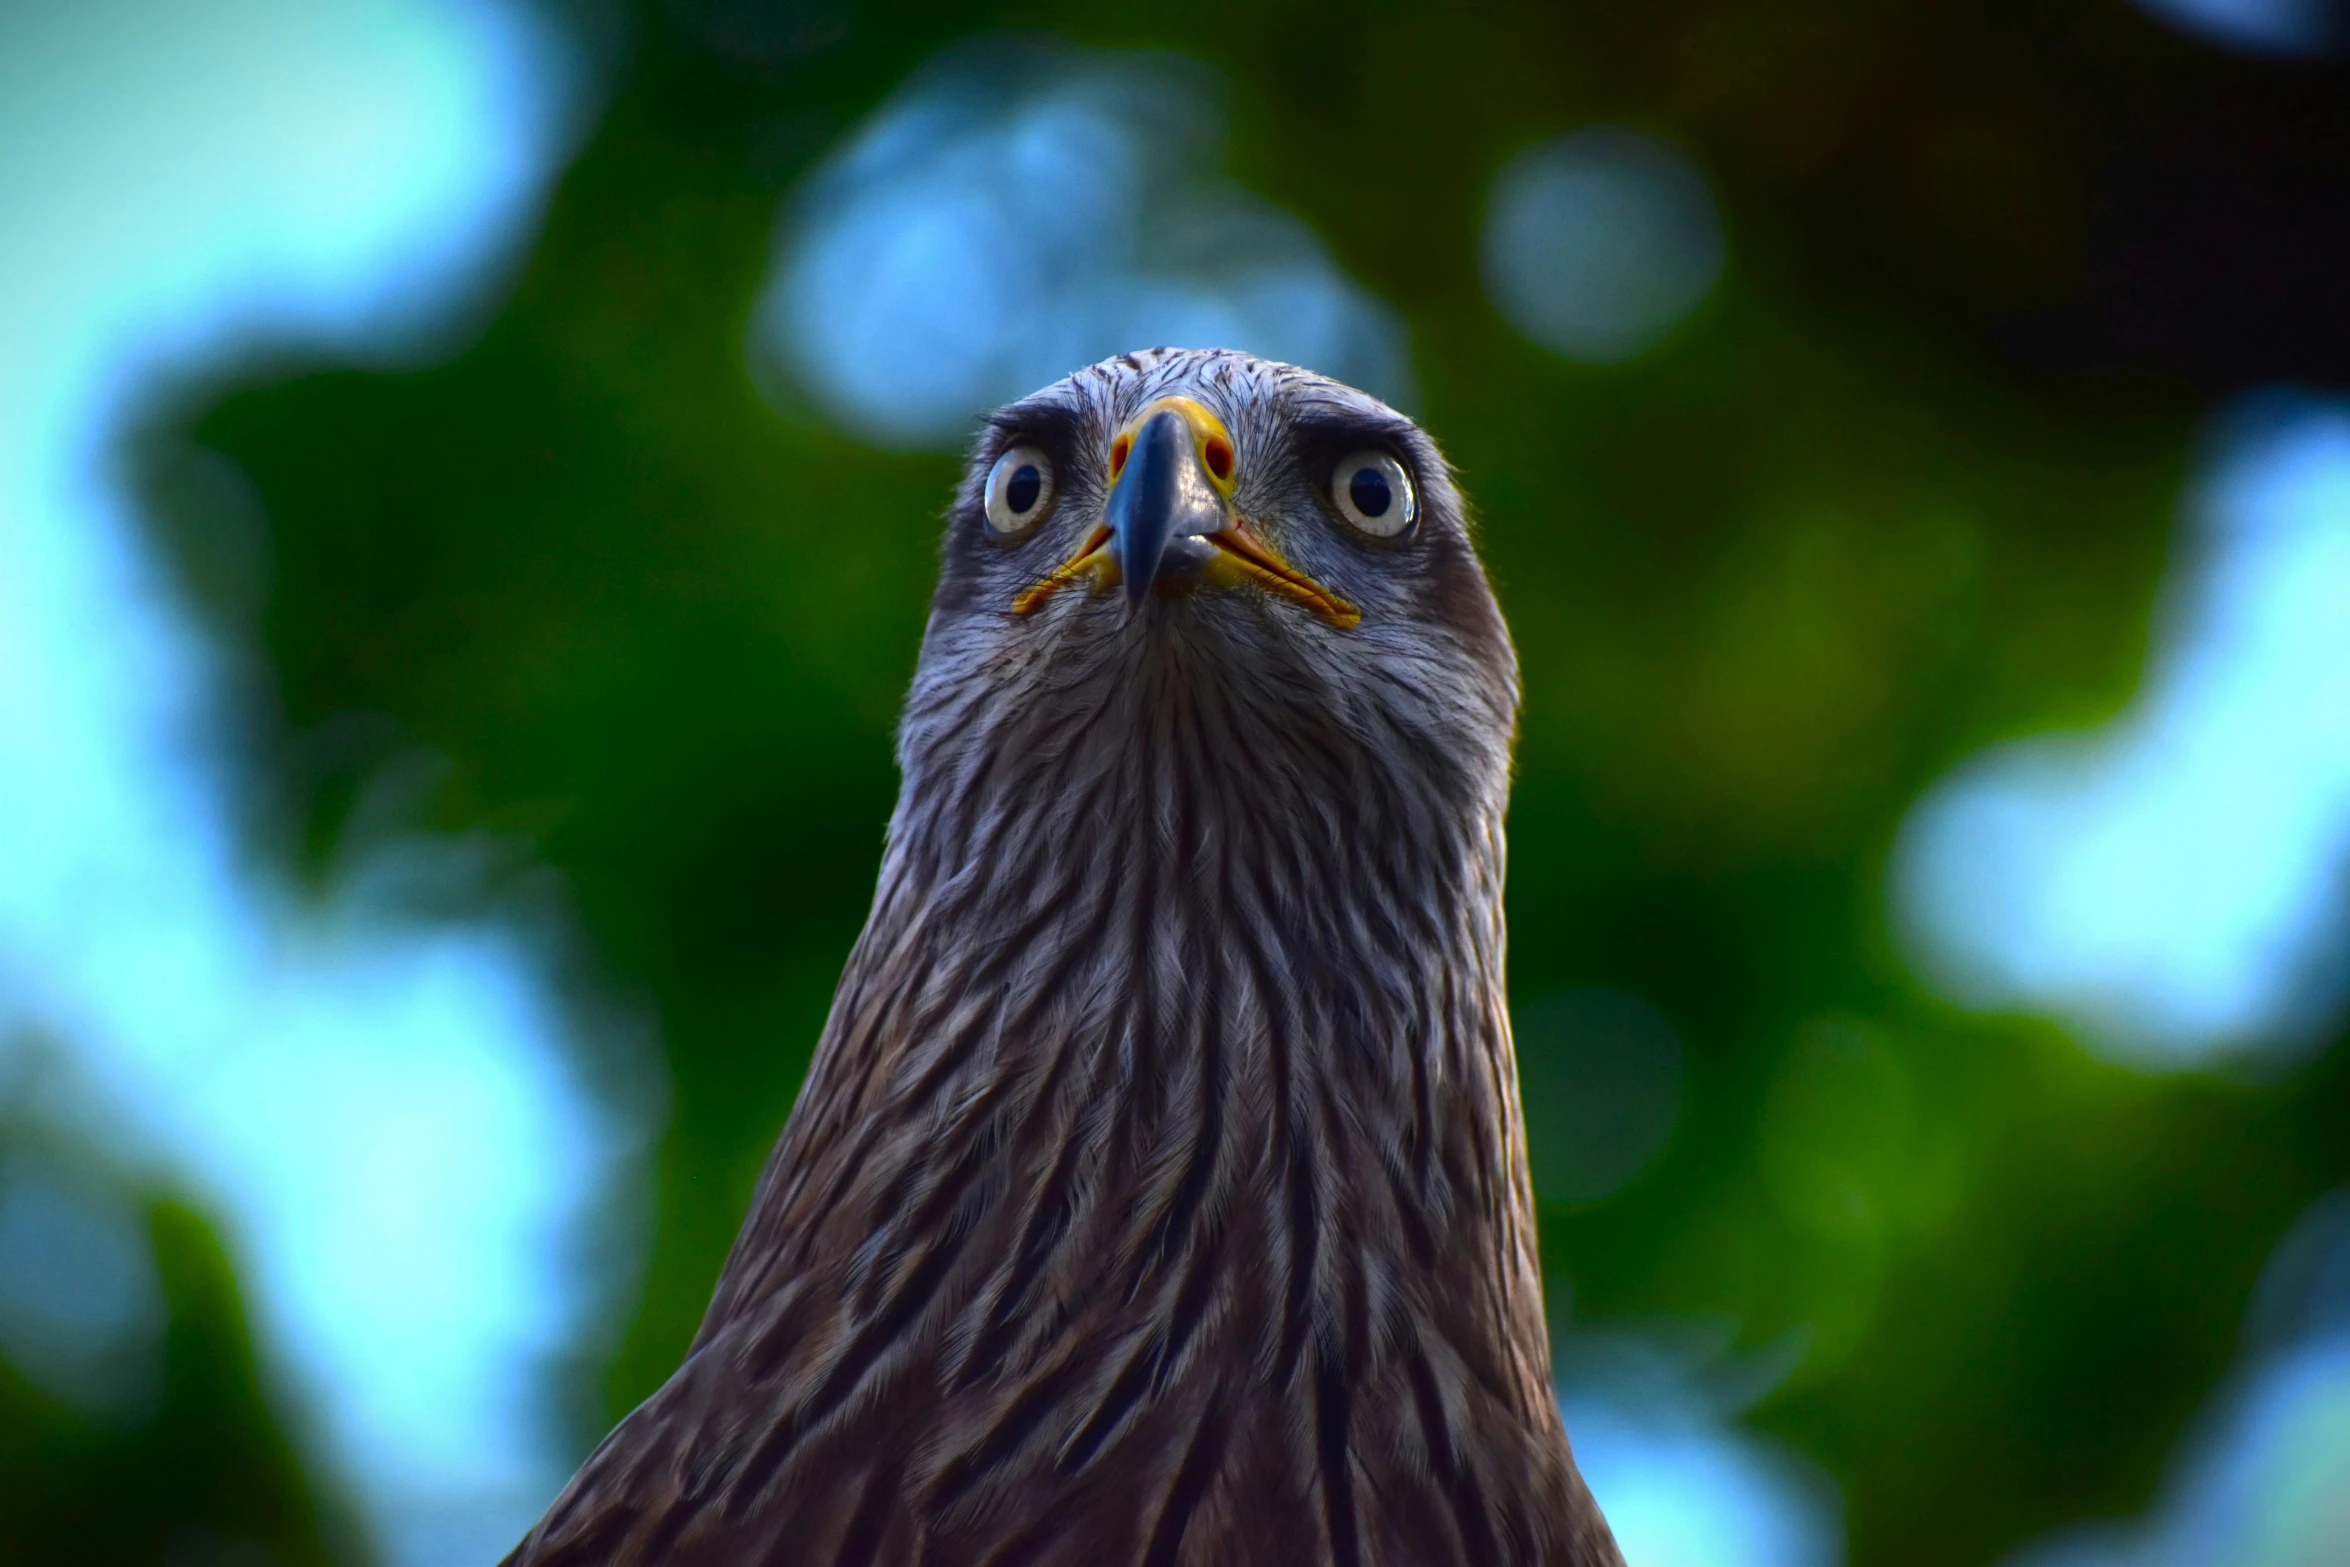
left=907, top=347, right=1518, bottom=825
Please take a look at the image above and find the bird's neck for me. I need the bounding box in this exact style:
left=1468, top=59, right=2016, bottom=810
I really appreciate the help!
left=718, top=646, right=1549, bottom=1373
left=676, top=651, right=1589, bottom=1562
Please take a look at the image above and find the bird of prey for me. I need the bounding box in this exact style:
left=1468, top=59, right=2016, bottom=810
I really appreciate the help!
left=506, top=348, right=1624, bottom=1567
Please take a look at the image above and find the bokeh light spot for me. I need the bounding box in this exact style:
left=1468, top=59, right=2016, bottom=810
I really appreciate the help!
left=1516, top=989, right=1683, bottom=1206
left=2129, top=0, right=2342, bottom=58
left=0, top=1156, right=164, bottom=1420
left=755, top=39, right=1412, bottom=449
left=1894, top=393, right=2350, bottom=1070
left=1480, top=127, right=1725, bottom=365
left=1758, top=1018, right=1918, bottom=1242
left=2007, top=1190, right=2350, bottom=1567
left=1563, top=1331, right=1843, bottom=1567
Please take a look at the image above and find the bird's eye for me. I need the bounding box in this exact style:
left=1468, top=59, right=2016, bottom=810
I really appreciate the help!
left=1330, top=450, right=1417, bottom=538
left=985, top=445, right=1054, bottom=535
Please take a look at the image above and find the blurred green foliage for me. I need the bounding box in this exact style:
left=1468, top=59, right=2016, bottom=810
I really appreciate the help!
left=0, top=1182, right=348, bottom=1567
left=11, top=2, right=2350, bottom=1565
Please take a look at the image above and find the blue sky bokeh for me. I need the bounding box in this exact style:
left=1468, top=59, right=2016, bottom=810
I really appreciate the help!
left=0, top=3, right=652, bottom=1562
left=757, top=39, right=1412, bottom=448
left=1895, top=395, right=2350, bottom=1071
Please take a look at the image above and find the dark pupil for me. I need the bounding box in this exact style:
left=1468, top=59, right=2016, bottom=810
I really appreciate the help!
left=1006, top=464, right=1041, bottom=514
left=1348, top=465, right=1392, bottom=519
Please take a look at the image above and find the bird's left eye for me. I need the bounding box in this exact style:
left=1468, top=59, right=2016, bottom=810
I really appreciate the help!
left=985, top=445, right=1054, bottom=535
left=1330, top=450, right=1417, bottom=538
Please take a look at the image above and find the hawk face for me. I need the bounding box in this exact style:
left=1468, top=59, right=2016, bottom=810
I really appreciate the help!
left=913, top=348, right=1518, bottom=807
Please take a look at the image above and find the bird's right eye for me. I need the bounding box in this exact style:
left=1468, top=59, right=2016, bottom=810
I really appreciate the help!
left=985, top=445, right=1054, bottom=535
left=1330, top=449, right=1417, bottom=539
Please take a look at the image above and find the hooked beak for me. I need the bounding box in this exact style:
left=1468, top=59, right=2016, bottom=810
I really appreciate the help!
left=1107, top=405, right=1226, bottom=608
left=1010, top=396, right=1360, bottom=628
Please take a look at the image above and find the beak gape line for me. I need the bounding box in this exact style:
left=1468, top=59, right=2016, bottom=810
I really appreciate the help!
left=1010, top=399, right=1362, bottom=629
